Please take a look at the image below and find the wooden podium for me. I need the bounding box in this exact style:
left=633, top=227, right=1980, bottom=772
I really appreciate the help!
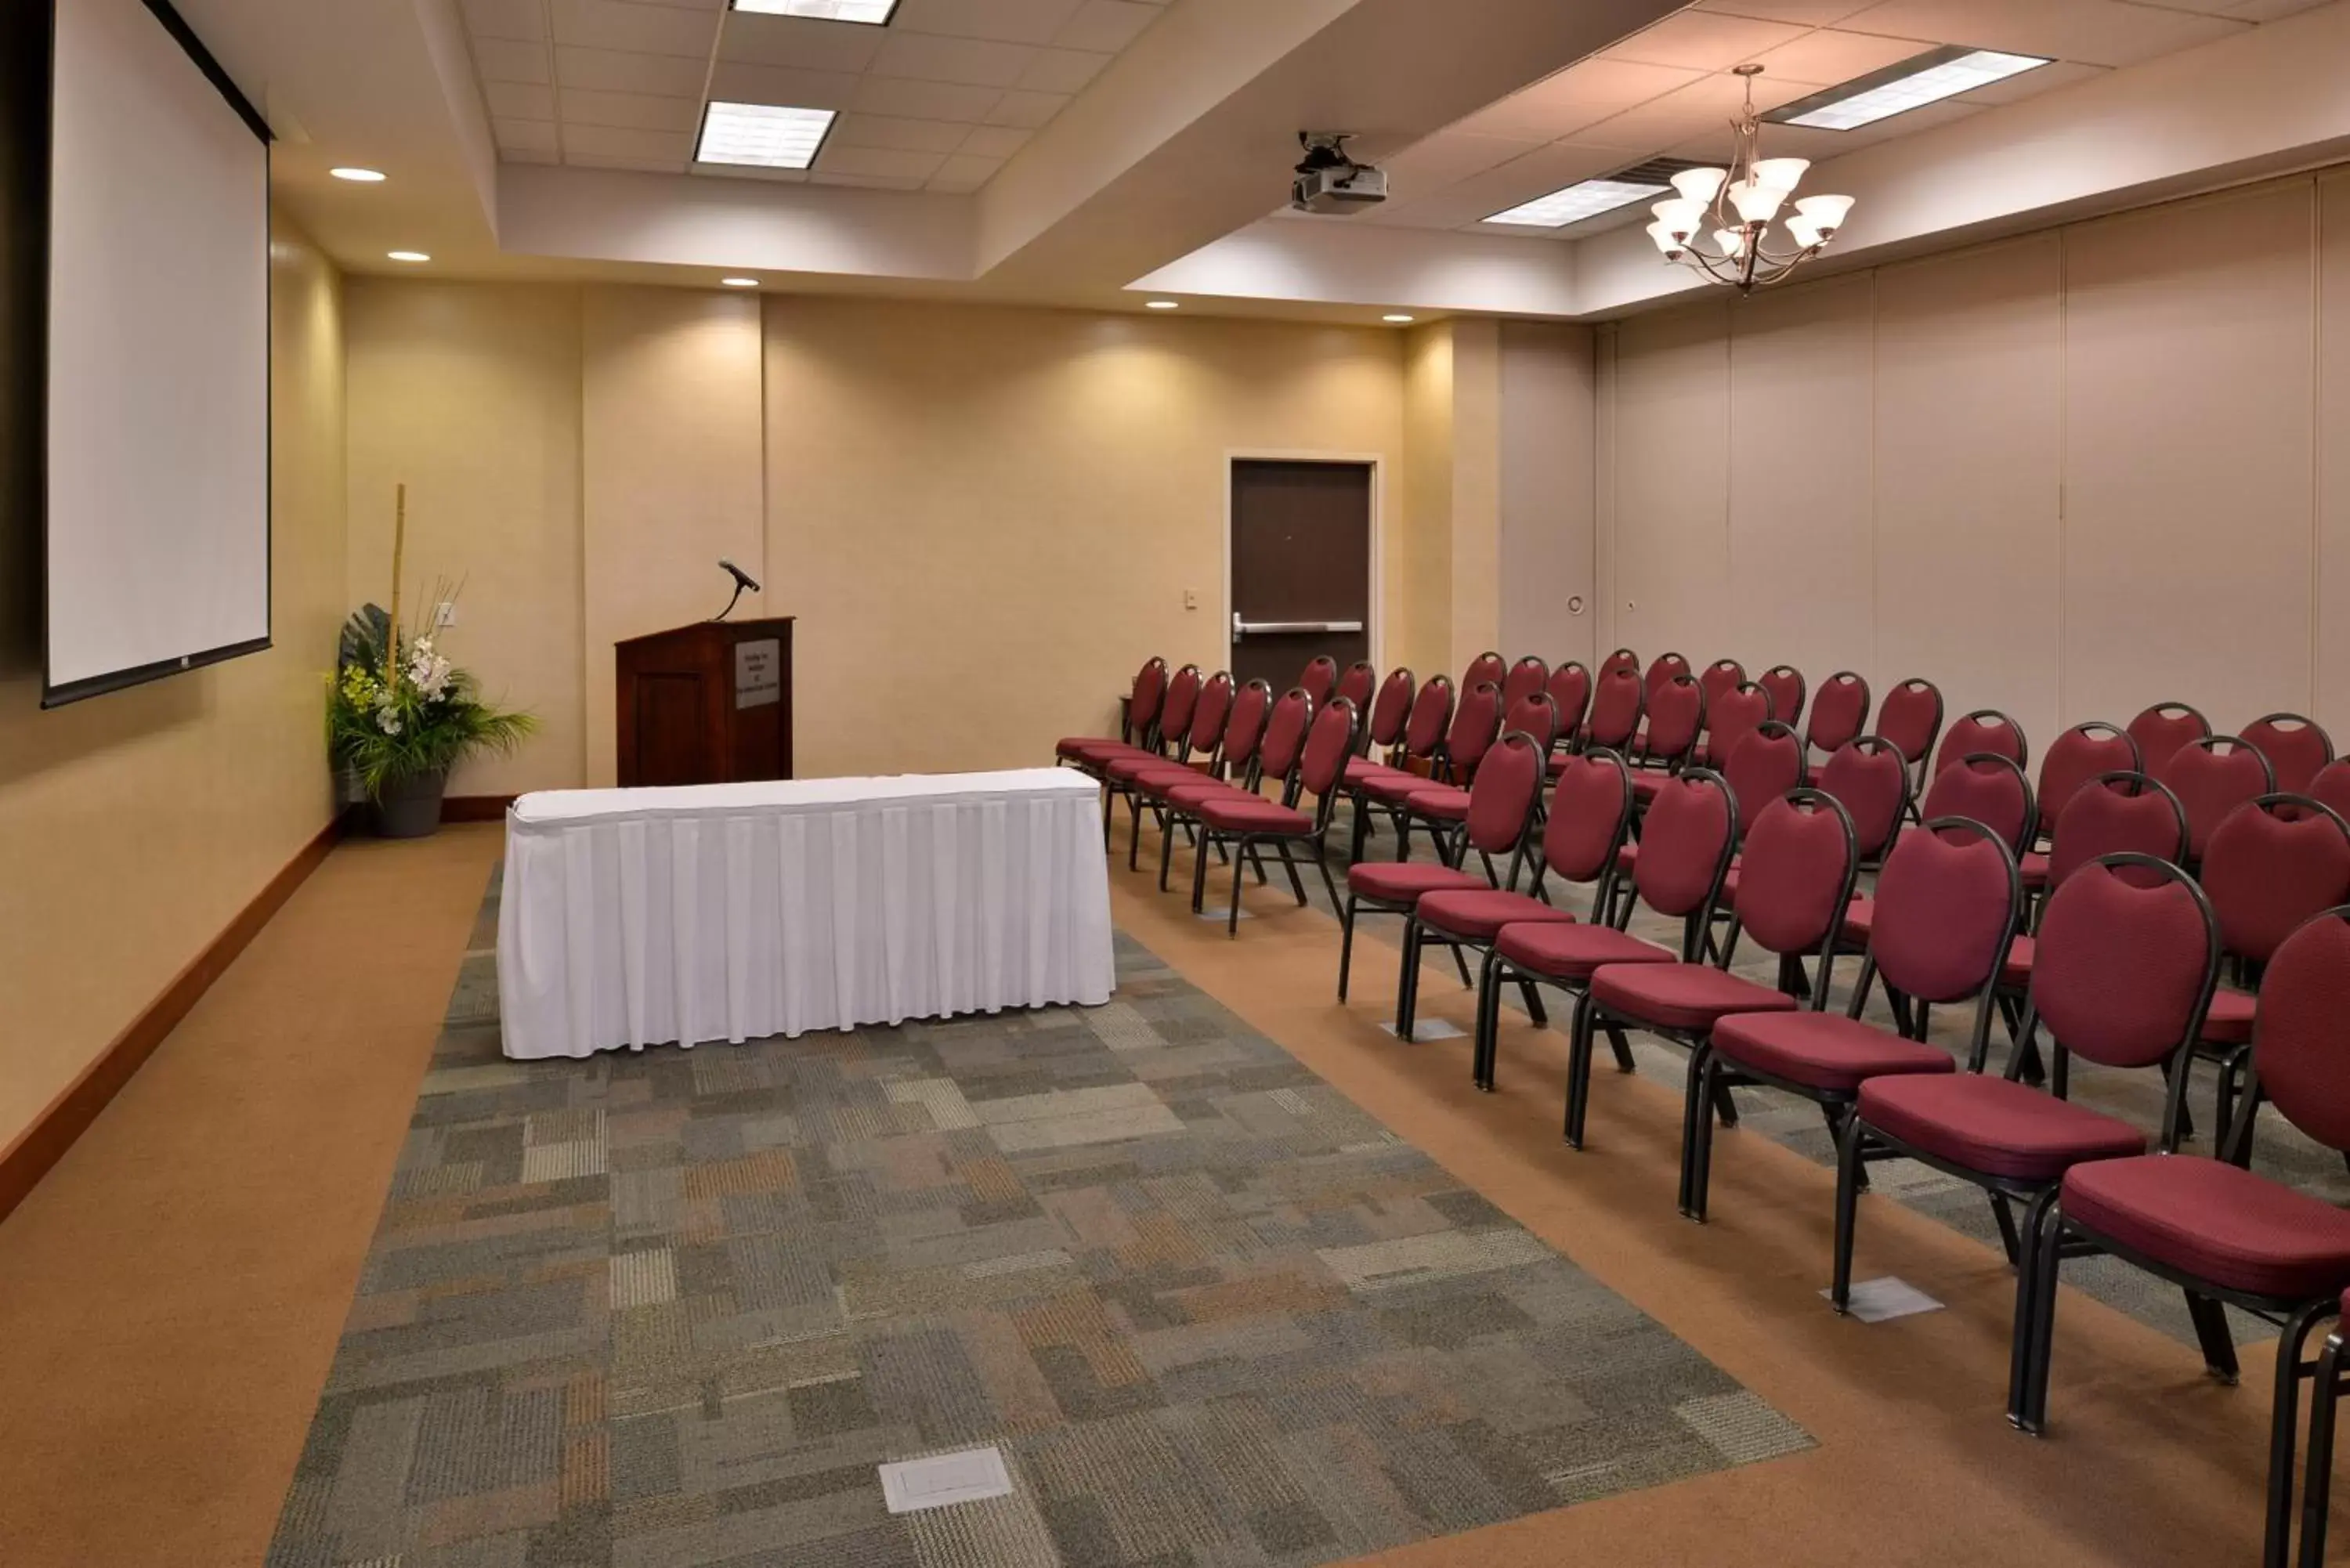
left=614, top=618, right=794, bottom=787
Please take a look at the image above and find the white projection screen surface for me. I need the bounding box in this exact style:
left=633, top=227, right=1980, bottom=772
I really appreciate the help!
left=45, top=0, right=270, bottom=705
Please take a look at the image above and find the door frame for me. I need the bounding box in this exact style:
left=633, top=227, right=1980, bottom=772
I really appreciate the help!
left=1222, top=450, right=1385, bottom=677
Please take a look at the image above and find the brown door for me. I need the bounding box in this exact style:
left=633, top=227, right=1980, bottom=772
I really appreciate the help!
left=1229, top=460, right=1372, bottom=695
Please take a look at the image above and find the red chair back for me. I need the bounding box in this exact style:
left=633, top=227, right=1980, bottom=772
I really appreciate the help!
left=2243, top=712, right=2334, bottom=796
left=1466, top=732, right=1546, bottom=858
left=1500, top=655, right=1549, bottom=711
left=1336, top=659, right=1377, bottom=714
left=2157, top=735, right=2275, bottom=864
left=1806, top=670, right=1871, bottom=754
left=2126, top=701, right=2211, bottom=773
left=2046, top=771, right=2186, bottom=891
left=1759, top=665, right=1806, bottom=732
left=1300, top=697, right=1359, bottom=798
left=1260, top=688, right=1314, bottom=778
left=1819, top=736, right=1911, bottom=863
left=1400, top=675, right=1454, bottom=759
left=1158, top=664, right=1204, bottom=751
left=2204, top=795, right=2350, bottom=965
left=1220, top=679, right=1274, bottom=771
left=2247, top=909, right=2350, bottom=1154
left=1129, top=656, right=1170, bottom=742
left=1585, top=667, right=1644, bottom=750
left=1444, top=680, right=1503, bottom=779
left=1600, top=647, right=1641, bottom=680
left=1463, top=651, right=1507, bottom=695
left=1185, top=672, right=1235, bottom=757
left=1919, top=753, right=2034, bottom=855
left=1699, top=658, right=1745, bottom=715
left=1366, top=668, right=1415, bottom=752
left=2314, top=759, right=2350, bottom=826
left=1877, top=677, right=1944, bottom=770
left=1633, top=771, right=1736, bottom=920
left=2030, top=855, right=2217, bottom=1071
left=1503, top=692, right=1560, bottom=753
left=1723, top=721, right=1806, bottom=831
left=1736, top=790, right=1858, bottom=964
left=1546, top=662, right=1592, bottom=742
left=2036, top=721, right=2139, bottom=835
left=1871, top=818, right=2021, bottom=1005
left=1936, top=709, right=2026, bottom=775
left=1644, top=651, right=1690, bottom=700
left=1703, top=681, right=1772, bottom=768
left=1643, top=674, right=1705, bottom=766
left=1545, top=749, right=1635, bottom=885
left=1296, top=656, right=1338, bottom=706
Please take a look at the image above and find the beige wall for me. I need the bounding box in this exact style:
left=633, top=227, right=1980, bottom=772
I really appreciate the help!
left=1596, top=172, right=2348, bottom=748
left=1499, top=320, right=1596, bottom=670
left=0, top=218, right=347, bottom=1151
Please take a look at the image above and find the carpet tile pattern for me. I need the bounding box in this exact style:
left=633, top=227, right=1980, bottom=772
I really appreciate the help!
left=266, top=871, right=1808, bottom=1568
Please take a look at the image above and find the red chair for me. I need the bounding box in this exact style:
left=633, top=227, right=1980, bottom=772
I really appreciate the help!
left=1694, top=818, right=2021, bottom=1222
left=2031, top=721, right=2139, bottom=863
left=2315, top=759, right=2350, bottom=825
left=1459, top=749, right=1638, bottom=1089
left=1546, top=661, right=1593, bottom=753
left=1806, top=670, right=1871, bottom=757
left=1699, top=658, right=1746, bottom=721
left=2307, top=1299, right=2350, bottom=1566
left=1336, top=659, right=1377, bottom=717
left=2244, top=712, right=2334, bottom=797
left=1936, top=708, right=2028, bottom=775
left=1835, top=855, right=2218, bottom=1417
left=1499, top=655, right=1549, bottom=711
left=1152, top=683, right=1299, bottom=891
left=1700, top=681, right=1772, bottom=769
left=1190, top=695, right=1357, bottom=934
left=1346, top=674, right=1452, bottom=863
left=1396, top=695, right=1558, bottom=872
left=1632, top=673, right=1705, bottom=783
left=2192, top=795, right=2350, bottom=1138
left=1350, top=667, right=1415, bottom=765
left=1362, top=681, right=1499, bottom=861
left=1056, top=655, right=1168, bottom=772
left=1600, top=647, right=1641, bottom=681
left=1106, top=670, right=1231, bottom=869
left=1679, top=721, right=1809, bottom=941
left=2021, top=909, right=2350, bottom=1568
left=1484, top=771, right=1734, bottom=1107
left=2128, top=700, right=2211, bottom=772
left=1643, top=651, right=1690, bottom=701
left=2159, top=734, right=2276, bottom=869
left=1297, top=656, right=1339, bottom=706
left=1463, top=650, right=1507, bottom=695
left=1582, top=663, right=1645, bottom=754
left=1920, top=753, right=2035, bottom=856
left=1339, top=731, right=1547, bottom=1013
left=1574, top=789, right=1857, bottom=1156
left=1819, top=736, right=1911, bottom=870
left=1760, top=665, right=1806, bottom=733
left=1877, top=677, right=1946, bottom=793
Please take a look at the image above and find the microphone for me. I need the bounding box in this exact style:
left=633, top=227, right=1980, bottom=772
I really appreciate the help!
left=711, top=557, right=761, bottom=622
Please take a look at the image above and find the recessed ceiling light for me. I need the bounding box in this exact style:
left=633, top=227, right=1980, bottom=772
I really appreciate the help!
left=387, top=251, right=430, bottom=262
left=697, top=102, right=837, bottom=169
left=1145, top=300, right=1180, bottom=309
left=730, top=0, right=899, bottom=21
left=1768, top=45, right=2051, bottom=132
left=721, top=277, right=760, bottom=287
left=1486, top=176, right=1670, bottom=229
left=330, top=167, right=386, bottom=182
left=1383, top=313, right=1415, bottom=324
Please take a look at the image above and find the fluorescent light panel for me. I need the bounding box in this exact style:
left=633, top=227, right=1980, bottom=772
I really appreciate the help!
left=1770, top=46, right=2050, bottom=132
left=731, top=0, right=899, bottom=22
left=697, top=102, right=837, bottom=169
left=1486, top=176, right=1668, bottom=229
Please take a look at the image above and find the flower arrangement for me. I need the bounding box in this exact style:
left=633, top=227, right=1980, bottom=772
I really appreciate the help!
left=327, top=485, right=535, bottom=802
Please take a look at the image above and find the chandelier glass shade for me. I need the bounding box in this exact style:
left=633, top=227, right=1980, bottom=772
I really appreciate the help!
left=1647, top=65, right=1856, bottom=293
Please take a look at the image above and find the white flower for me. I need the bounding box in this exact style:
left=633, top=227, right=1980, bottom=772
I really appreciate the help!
left=377, top=712, right=402, bottom=735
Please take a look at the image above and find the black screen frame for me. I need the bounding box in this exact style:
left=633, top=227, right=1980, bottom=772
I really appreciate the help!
left=36, top=0, right=275, bottom=709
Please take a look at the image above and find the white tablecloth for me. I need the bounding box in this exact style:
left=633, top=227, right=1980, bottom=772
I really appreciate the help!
left=497, top=769, right=1115, bottom=1060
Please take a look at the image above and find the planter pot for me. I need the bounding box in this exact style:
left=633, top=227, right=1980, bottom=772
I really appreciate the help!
left=371, top=769, right=448, bottom=839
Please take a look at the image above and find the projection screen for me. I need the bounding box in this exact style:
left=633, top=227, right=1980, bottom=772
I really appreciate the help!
left=44, top=0, right=271, bottom=706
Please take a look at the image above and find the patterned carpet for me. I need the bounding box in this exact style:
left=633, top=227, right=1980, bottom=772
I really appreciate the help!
left=266, top=869, right=1809, bottom=1568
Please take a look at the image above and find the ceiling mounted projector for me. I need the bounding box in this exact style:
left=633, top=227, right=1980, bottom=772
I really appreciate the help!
left=1290, top=132, right=1386, bottom=215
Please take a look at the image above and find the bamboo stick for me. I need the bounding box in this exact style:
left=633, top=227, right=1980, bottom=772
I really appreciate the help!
left=388, top=483, right=407, bottom=680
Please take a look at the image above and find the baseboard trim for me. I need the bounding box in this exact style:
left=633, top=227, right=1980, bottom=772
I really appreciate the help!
left=441, top=794, right=515, bottom=822
left=0, top=809, right=349, bottom=1227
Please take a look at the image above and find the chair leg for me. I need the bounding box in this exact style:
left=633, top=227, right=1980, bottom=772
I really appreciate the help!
left=1126, top=793, right=1147, bottom=871
left=1518, top=977, right=1549, bottom=1027
left=1275, top=841, right=1307, bottom=906
left=1397, top=919, right=1425, bottom=1040
left=1337, top=895, right=1360, bottom=1000
left=1349, top=794, right=1371, bottom=865
left=1246, top=842, right=1270, bottom=885
left=1157, top=809, right=1179, bottom=891
left=2299, top=1331, right=2347, bottom=1568
left=1190, top=828, right=1211, bottom=913
left=1473, top=950, right=1505, bottom=1089
left=1312, top=840, right=1343, bottom=911
left=2005, top=1187, right=2061, bottom=1426
left=1565, top=992, right=1599, bottom=1148
left=1227, top=838, right=1247, bottom=935
left=1831, top=1114, right=1867, bottom=1312
left=2018, top=1212, right=2068, bottom=1434
left=1679, top=1043, right=1712, bottom=1219
left=1448, top=938, right=1473, bottom=989
left=2186, top=1290, right=2242, bottom=1386
left=2267, top=1302, right=2337, bottom=1568
left=1604, top=1020, right=1637, bottom=1074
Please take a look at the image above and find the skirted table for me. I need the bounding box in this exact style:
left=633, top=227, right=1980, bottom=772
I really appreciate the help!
left=497, top=768, right=1115, bottom=1060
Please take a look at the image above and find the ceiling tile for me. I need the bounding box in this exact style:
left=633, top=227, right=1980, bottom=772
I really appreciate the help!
left=851, top=74, right=1005, bottom=118
left=811, top=170, right=930, bottom=188
left=1837, top=0, right=2247, bottom=68
left=472, top=37, right=552, bottom=84
left=465, top=0, right=548, bottom=43
left=815, top=143, right=949, bottom=178
left=1451, top=59, right=1708, bottom=143
left=1692, top=0, right=1878, bottom=23
left=929, top=153, right=1003, bottom=190
left=1601, top=11, right=1814, bottom=70
left=1404, top=143, right=1654, bottom=231
left=960, top=125, right=1032, bottom=157
left=557, top=45, right=710, bottom=96
left=1752, top=26, right=1936, bottom=85
left=830, top=112, right=972, bottom=152
left=1018, top=47, right=1109, bottom=93
left=550, top=0, right=723, bottom=58
left=1382, top=130, right=1549, bottom=191
left=2227, top=0, right=2335, bottom=17
left=986, top=89, right=1069, bottom=127
left=561, top=88, right=705, bottom=130
left=709, top=60, right=865, bottom=108
left=1954, top=56, right=2107, bottom=103
left=869, top=33, right=1040, bottom=87
left=486, top=81, right=558, bottom=118
left=495, top=117, right=561, bottom=154
left=691, top=160, right=811, bottom=182
left=718, top=13, right=890, bottom=71
left=1574, top=67, right=1816, bottom=150
left=1053, top=0, right=1160, bottom=52
left=503, top=145, right=561, bottom=164
left=891, top=0, right=1086, bottom=45
left=566, top=123, right=699, bottom=161
left=571, top=150, right=696, bottom=172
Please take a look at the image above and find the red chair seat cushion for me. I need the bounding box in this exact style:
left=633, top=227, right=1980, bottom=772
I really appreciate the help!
left=2200, top=988, right=2256, bottom=1046
left=1999, top=932, right=2035, bottom=988
left=2063, top=1155, right=2350, bottom=1299
left=2019, top=851, right=2050, bottom=890
left=1712, top=1011, right=1954, bottom=1093
left=1162, top=780, right=1254, bottom=811
left=1842, top=894, right=1874, bottom=944
left=1857, top=1075, right=2145, bottom=1181
left=1632, top=773, right=1668, bottom=801
left=1347, top=862, right=1488, bottom=903
left=1589, top=963, right=1795, bottom=1031
left=1416, top=889, right=1578, bottom=941
left=1615, top=842, right=1638, bottom=873
left=1345, top=757, right=1401, bottom=786
left=1107, top=753, right=1185, bottom=784
left=1405, top=786, right=1471, bottom=822
left=1131, top=764, right=1213, bottom=796
left=1495, top=923, right=1676, bottom=979
left=1360, top=771, right=1436, bottom=806
left=1195, top=797, right=1311, bottom=834
left=1061, top=739, right=1140, bottom=764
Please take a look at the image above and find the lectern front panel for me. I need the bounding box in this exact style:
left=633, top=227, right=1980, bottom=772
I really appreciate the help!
left=634, top=673, right=709, bottom=786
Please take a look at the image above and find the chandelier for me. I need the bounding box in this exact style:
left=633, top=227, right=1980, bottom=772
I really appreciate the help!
left=1644, top=65, right=1855, bottom=293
